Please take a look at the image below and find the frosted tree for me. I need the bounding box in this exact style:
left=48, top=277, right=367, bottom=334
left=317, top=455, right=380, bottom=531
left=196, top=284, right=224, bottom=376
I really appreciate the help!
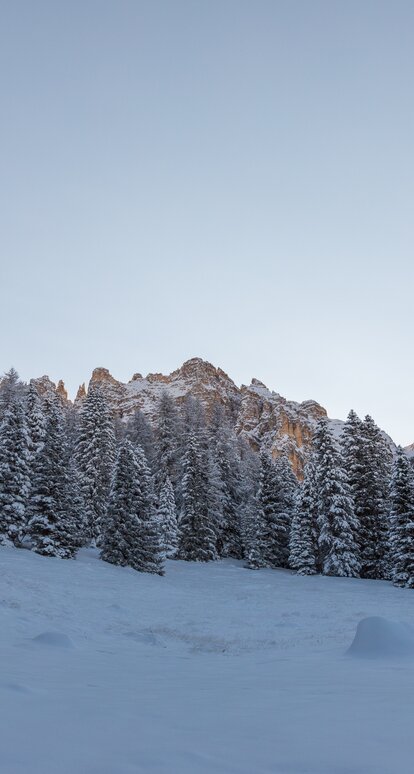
left=209, top=405, right=243, bottom=558
left=0, top=368, right=24, bottom=410
left=28, top=396, right=77, bottom=558
left=0, top=392, right=31, bottom=545
left=342, top=409, right=364, bottom=521
left=389, top=447, right=414, bottom=588
left=126, top=409, right=155, bottom=468
left=154, top=391, right=181, bottom=495
left=101, top=440, right=164, bottom=575
left=25, top=383, right=47, bottom=463
left=289, top=456, right=318, bottom=575
left=359, top=415, right=392, bottom=579
left=157, top=475, right=178, bottom=558
left=257, top=450, right=295, bottom=569
left=178, top=431, right=218, bottom=562
left=314, top=418, right=360, bottom=577
left=238, top=439, right=263, bottom=568
left=75, top=385, right=116, bottom=542
left=242, top=492, right=265, bottom=569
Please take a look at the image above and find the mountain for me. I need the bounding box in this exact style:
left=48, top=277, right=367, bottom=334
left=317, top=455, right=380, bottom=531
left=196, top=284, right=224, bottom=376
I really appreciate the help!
left=27, top=357, right=400, bottom=477
left=404, top=443, right=414, bottom=459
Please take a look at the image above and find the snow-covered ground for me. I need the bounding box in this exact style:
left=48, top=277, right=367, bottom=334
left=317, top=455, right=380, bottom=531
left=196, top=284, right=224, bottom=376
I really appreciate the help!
left=1, top=548, right=414, bottom=774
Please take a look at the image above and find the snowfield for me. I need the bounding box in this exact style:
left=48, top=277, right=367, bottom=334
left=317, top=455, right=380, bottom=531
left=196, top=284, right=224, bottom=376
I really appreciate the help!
left=1, top=548, right=414, bottom=774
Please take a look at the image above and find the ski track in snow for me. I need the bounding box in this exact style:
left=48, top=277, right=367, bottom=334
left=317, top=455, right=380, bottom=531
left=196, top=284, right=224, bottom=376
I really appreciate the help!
left=0, top=546, right=414, bottom=774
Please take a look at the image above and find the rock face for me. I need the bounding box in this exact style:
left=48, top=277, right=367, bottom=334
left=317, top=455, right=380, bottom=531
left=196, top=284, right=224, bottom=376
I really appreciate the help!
left=404, top=444, right=414, bottom=459
left=30, top=376, right=69, bottom=405
left=72, top=358, right=328, bottom=477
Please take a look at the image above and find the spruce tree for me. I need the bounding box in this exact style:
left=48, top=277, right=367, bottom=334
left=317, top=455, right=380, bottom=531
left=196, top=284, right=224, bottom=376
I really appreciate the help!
left=209, top=406, right=243, bottom=558
left=178, top=431, right=218, bottom=562
left=157, top=475, right=178, bottom=558
left=314, top=418, right=360, bottom=577
left=0, top=393, right=31, bottom=545
left=154, top=391, right=181, bottom=495
left=126, top=409, right=155, bottom=467
left=257, top=450, right=294, bottom=569
left=389, top=447, right=414, bottom=588
left=360, top=415, right=392, bottom=579
left=242, top=492, right=265, bottom=569
left=26, top=383, right=47, bottom=461
left=75, top=385, right=116, bottom=542
left=27, top=396, right=77, bottom=558
left=101, top=440, right=164, bottom=574
left=289, top=457, right=318, bottom=575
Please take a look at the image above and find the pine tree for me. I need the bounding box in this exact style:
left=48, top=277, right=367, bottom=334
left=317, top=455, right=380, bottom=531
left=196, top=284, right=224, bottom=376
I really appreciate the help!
left=178, top=431, right=218, bottom=562
left=289, top=457, right=318, bottom=575
left=389, top=447, right=414, bottom=588
left=0, top=393, right=31, bottom=545
left=27, top=396, right=77, bottom=558
left=360, top=415, right=392, bottom=579
left=126, top=409, right=155, bottom=467
left=314, top=418, right=360, bottom=577
left=157, top=476, right=178, bottom=558
left=242, top=492, right=265, bottom=569
left=26, top=383, right=47, bottom=463
left=209, top=406, right=243, bottom=558
left=238, top=438, right=263, bottom=568
left=0, top=368, right=24, bottom=410
left=75, top=385, right=116, bottom=542
left=257, top=450, right=294, bottom=569
left=101, top=440, right=164, bottom=574
left=154, top=391, right=181, bottom=495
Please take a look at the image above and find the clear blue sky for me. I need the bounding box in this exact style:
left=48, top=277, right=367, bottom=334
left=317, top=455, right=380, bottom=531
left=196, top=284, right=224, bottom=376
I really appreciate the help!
left=1, top=1, right=413, bottom=444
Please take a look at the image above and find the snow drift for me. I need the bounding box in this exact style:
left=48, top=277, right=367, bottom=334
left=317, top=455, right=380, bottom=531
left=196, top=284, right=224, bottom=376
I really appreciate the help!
left=347, top=616, right=414, bottom=659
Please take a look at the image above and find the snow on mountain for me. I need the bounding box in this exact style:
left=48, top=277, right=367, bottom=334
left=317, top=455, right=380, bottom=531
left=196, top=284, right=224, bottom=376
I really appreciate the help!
left=27, top=357, right=401, bottom=476
left=1, top=545, right=414, bottom=774
left=80, top=358, right=328, bottom=476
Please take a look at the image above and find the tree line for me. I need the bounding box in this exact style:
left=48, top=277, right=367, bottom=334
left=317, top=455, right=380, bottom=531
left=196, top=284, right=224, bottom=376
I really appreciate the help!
left=0, top=369, right=413, bottom=588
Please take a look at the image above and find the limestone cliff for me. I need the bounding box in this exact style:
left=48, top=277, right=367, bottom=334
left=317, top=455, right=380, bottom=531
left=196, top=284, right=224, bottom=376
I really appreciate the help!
left=73, top=358, right=328, bottom=476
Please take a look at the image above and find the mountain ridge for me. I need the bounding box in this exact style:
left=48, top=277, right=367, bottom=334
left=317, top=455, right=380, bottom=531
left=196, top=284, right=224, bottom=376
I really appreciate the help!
left=29, top=357, right=406, bottom=476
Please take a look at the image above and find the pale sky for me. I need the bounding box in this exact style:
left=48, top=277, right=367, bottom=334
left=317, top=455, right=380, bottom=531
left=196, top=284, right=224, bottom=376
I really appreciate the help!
left=0, top=1, right=413, bottom=445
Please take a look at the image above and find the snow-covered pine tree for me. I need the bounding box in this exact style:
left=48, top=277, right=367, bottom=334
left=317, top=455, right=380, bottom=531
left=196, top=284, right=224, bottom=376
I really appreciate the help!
left=75, top=385, right=116, bottom=543
left=154, top=391, right=181, bottom=495
left=289, top=456, right=318, bottom=575
left=274, top=453, right=298, bottom=562
left=0, top=391, right=31, bottom=545
left=0, top=368, right=24, bottom=410
left=64, top=456, right=88, bottom=550
left=389, top=447, right=414, bottom=588
left=237, top=438, right=263, bottom=568
left=157, top=475, right=178, bottom=558
left=178, top=430, right=218, bottom=562
left=101, top=440, right=164, bottom=574
left=27, top=395, right=77, bottom=558
left=25, top=383, right=47, bottom=463
left=313, top=417, right=360, bottom=577
left=208, top=405, right=243, bottom=558
left=242, top=493, right=264, bottom=569
left=359, top=415, right=392, bottom=579
left=342, top=409, right=364, bottom=520
left=126, top=409, right=155, bottom=468
left=256, top=450, right=294, bottom=569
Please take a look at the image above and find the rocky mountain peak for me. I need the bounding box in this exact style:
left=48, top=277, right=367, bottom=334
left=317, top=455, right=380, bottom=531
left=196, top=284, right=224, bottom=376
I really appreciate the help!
left=28, top=358, right=399, bottom=478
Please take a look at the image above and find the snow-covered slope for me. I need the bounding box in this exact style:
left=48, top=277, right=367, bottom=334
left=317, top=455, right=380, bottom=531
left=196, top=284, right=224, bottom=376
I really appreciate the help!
left=1, top=546, right=414, bottom=774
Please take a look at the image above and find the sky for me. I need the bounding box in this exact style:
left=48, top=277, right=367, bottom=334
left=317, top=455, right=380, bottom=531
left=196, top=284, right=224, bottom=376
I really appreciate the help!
left=0, top=0, right=413, bottom=445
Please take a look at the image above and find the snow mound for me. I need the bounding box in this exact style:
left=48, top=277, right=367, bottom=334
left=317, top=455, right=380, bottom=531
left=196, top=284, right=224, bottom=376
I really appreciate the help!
left=347, top=616, right=414, bottom=659
left=32, top=631, right=75, bottom=649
